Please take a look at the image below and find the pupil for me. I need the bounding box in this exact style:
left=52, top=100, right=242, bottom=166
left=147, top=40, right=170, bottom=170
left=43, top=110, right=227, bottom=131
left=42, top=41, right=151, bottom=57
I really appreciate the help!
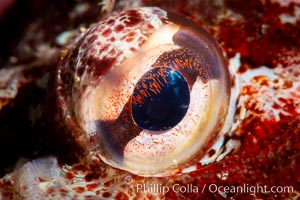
left=131, top=67, right=190, bottom=131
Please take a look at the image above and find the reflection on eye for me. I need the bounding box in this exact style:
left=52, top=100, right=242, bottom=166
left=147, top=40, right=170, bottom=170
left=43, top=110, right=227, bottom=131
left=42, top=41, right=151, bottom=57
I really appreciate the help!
left=131, top=67, right=190, bottom=131
left=56, top=7, right=230, bottom=176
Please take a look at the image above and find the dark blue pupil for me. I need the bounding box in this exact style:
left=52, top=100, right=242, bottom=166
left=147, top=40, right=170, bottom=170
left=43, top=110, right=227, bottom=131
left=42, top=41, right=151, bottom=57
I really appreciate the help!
left=131, top=67, right=190, bottom=131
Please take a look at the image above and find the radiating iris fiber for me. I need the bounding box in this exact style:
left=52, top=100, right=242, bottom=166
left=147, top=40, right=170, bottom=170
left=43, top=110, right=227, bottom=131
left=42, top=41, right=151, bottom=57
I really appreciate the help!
left=131, top=67, right=190, bottom=131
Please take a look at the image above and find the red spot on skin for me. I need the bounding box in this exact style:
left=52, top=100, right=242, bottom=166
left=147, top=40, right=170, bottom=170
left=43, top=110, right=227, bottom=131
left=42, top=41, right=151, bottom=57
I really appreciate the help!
left=114, top=24, right=124, bottom=32
left=84, top=195, right=95, bottom=199
left=280, top=98, right=298, bottom=115
left=237, top=65, right=247, bottom=74
left=128, top=32, right=135, bottom=37
left=59, top=189, right=68, bottom=194
left=126, top=37, right=134, bottom=42
left=87, top=35, right=97, bottom=44
left=65, top=172, right=75, bottom=180
left=85, top=170, right=101, bottom=182
left=124, top=10, right=141, bottom=27
left=108, top=48, right=116, bottom=55
left=86, top=183, right=99, bottom=191
left=103, top=179, right=114, bottom=188
left=102, top=28, right=111, bottom=37
left=102, top=192, right=111, bottom=198
left=98, top=44, right=109, bottom=54
left=81, top=42, right=87, bottom=49
left=120, top=35, right=127, bottom=41
left=147, top=24, right=154, bottom=29
left=73, top=186, right=85, bottom=193
left=208, top=149, right=216, bottom=157
left=242, top=85, right=258, bottom=95
left=93, top=57, right=116, bottom=78
left=195, top=162, right=203, bottom=170
left=282, top=80, right=293, bottom=89
left=272, top=102, right=281, bottom=109
left=46, top=188, right=55, bottom=194
left=90, top=47, right=97, bottom=54
left=115, top=192, right=129, bottom=200
left=138, top=37, right=145, bottom=46
left=107, top=19, right=115, bottom=25
left=252, top=76, right=269, bottom=86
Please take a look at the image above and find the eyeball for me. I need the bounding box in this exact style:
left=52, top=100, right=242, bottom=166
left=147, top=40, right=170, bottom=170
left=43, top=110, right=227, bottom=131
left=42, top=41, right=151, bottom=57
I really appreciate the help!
left=56, top=7, right=230, bottom=176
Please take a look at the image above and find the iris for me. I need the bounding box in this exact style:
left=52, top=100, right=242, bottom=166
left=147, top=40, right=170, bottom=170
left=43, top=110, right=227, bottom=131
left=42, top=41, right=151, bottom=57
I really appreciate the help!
left=132, top=67, right=190, bottom=131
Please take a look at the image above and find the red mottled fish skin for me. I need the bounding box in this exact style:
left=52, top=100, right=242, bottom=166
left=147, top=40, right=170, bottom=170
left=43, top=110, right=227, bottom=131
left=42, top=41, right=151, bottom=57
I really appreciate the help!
left=0, top=0, right=299, bottom=199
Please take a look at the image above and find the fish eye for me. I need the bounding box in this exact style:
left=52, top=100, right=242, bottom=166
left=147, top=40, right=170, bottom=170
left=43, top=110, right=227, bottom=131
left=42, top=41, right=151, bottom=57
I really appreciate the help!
left=56, top=7, right=230, bottom=176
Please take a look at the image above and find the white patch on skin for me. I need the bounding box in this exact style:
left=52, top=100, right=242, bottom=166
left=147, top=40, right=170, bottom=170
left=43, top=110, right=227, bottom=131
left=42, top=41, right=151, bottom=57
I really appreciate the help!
left=272, top=0, right=300, bottom=7
left=32, top=157, right=61, bottom=181
left=199, top=137, right=240, bottom=167
left=14, top=162, right=46, bottom=199
left=181, top=165, right=197, bottom=174
left=279, top=6, right=300, bottom=24
left=199, top=136, right=225, bottom=166
left=11, top=157, right=62, bottom=199
left=222, top=53, right=241, bottom=135
left=216, top=139, right=240, bottom=161
left=36, top=154, right=134, bottom=199
left=217, top=171, right=229, bottom=180
left=237, top=64, right=300, bottom=121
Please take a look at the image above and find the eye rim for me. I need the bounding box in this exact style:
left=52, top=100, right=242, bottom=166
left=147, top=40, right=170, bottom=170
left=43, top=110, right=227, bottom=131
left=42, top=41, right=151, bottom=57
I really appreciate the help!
left=54, top=7, right=231, bottom=176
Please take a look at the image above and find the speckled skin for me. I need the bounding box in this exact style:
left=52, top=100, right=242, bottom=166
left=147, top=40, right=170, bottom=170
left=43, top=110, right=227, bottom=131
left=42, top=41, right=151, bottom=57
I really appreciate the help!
left=0, top=0, right=299, bottom=199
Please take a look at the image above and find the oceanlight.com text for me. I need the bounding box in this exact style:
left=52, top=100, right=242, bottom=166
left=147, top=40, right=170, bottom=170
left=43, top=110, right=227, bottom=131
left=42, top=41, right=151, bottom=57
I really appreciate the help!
left=134, top=183, right=294, bottom=196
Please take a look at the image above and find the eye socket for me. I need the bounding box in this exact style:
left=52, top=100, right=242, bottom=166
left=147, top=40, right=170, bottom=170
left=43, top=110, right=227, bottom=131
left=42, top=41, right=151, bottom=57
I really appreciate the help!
left=56, top=7, right=230, bottom=176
